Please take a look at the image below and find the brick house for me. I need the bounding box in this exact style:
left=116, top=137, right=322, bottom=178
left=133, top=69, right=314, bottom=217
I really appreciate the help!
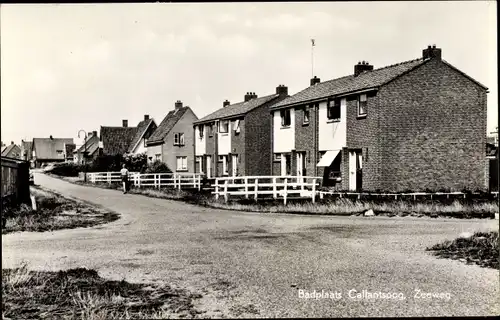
left=271, top=45, right=488, bottom=192
left=146, top=101, right=198, bottom=173
left=193, top=85, right=289, bottom=178
left=32, top=136, right=75, bottom=168
left=99, top=115, right=157, bottom=156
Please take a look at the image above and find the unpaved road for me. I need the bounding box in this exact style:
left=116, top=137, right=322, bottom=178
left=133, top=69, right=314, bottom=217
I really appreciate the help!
left=2, top=173, right=499, bottom=317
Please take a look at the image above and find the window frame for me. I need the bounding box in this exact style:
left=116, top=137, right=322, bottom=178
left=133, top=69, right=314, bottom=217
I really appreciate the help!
left=174, top=133, right=185, bottom=146
left=176, top=156, right=187, bottom=171
left=280, top=109, right=291, bottom=128
left=219, top=120, right=229, bottom=134
left=357, top=94, right=367, bottom=117
left=327, top=98, right=341, bottom=122
left=303, top=106, right=310, bottom=125
left=198, top=125, right=204, bottom=139
left=234, top=119, right=241, bottom=134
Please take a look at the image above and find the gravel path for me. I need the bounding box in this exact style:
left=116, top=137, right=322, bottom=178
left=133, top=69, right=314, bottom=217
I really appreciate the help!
left=2, top=172, right=499, bottom=317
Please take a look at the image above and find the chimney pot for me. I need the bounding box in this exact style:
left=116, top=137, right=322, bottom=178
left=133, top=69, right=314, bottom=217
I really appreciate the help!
left=223, top=100, right=230, bottom=107
left=175, top=100, right=183, bottom=110
left=354, top=61, right=374, bottom=76
left=276, top=84, right=288, bottom=95
left=310, top=76, right=321, bottom=86
left=11, top=141, right=14, bottom=145
left=50, top=135, right=53, bottom=140
left=122, top=120, right=128, bottom=127
left=422, top=45, right=442, bottom=60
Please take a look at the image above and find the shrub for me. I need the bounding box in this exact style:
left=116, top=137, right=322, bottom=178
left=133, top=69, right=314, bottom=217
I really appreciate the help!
left=46, top=163, right=81, bottom=177
left=144, top=161, right=172, bottom=173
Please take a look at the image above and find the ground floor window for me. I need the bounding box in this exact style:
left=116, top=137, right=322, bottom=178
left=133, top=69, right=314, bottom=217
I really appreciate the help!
left=176, top=156, right=187, bottom=171
left=221, top=155, right=228, bottom=175
left=280, top=153, right=292, bottom=176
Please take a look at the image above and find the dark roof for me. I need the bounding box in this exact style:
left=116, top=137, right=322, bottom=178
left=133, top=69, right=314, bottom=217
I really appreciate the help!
left=194, top=94, right=280, bottom=124
left=75, top=134, right=100, bottom=155
left=273, top=58, right=429, bottom=108
left=100, top=126, right=137, bottom=155
left=1, top=144, right=20, bottom=157
left=147, top=107, right=191, bottom=144
left=32, top=138, right=74, bottom=160
left=127, top=119, right=155, bottom=153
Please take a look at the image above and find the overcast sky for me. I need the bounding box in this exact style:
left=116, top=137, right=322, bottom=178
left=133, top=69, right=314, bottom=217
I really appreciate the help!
left=1, top=2, right=497, bottom=147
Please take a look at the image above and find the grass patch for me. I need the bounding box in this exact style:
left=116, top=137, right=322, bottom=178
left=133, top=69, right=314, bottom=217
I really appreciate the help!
left=2, top=263, right=202, bottom=319
left=2, top=186, right=119, bottom=234
left=56, top=176, right=498, bottom=219
left=426, top=231, right=499, bottom=269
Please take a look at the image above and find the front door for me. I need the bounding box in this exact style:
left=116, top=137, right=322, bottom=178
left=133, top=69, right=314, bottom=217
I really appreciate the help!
left=232, top=154, right=238, bottom=177
left=349, top=151, right=357, bottom=191
left=206, top=155, right=212, bottom=178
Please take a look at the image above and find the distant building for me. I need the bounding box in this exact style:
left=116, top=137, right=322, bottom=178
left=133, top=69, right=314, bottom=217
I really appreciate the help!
left=19, top=140, right=33, bottom=162
left=146, top=101, right=198, bottom=173
left=74, top=131, right=100, bottom=164
left=32, top=136, right=74, bottom=168
left=1, top=142, right=21, bottom=159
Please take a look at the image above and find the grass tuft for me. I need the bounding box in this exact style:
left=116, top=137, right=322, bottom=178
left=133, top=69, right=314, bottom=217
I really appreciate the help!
left=427, top=231, right=499, bottom=269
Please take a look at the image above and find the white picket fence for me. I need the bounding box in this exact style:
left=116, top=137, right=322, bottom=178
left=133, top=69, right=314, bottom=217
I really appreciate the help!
left=86, top=172, right=203, bottom=190
left=213, top=176, right=322, bottom=204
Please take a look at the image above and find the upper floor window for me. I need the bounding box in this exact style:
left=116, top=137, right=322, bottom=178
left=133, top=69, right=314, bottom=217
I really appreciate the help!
left=219, top=120, right=229, bottom=133
left=303, top=106, right=310, bottom=124
left=327, top=98, right=341, bottom=121
left=198, top=125, right=204, bottom=139
left=56, top=150, right=63, bottom=155
left=357, top=94, right=367, bottom=116
left=280, top=109, right=291, bottom=127
left=155, top=153, right=161, bottom=161
left=234, top=119, right=241, bottom=134
left=174, top=133, right=185, bottom=146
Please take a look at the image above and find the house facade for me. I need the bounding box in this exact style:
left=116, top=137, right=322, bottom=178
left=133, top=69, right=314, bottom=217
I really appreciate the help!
left=1, top=142, right=21, bottom=159
left=19, top=140, right=33, bottom=163
left=146, top=101, right=198, bottom=173
left=32, top=136, right=75, bottom=168
left=74, top=131, right=100, bottom=164
left=99, top=115, right=156, bottom=157
left=271, top=45, right=488, bottom=192
left=193, top=85, right=289, bottom=178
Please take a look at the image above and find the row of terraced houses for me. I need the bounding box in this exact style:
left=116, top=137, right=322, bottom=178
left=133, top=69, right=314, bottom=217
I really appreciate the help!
left=71, top=45, right=489, bottom=192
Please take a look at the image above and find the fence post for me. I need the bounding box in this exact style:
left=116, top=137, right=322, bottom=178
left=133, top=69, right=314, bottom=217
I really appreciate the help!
left=178, top=174, right=182, bottom=190
left=320, top=191, right=324, bottom=200
left=244, top=177, right=249, bottom=199
left=254, top=178, right=258, bottom=201
left=283, top=178, right=288, bottom=205
left=107, top=172, right=111, bottom=184
left=198, top=175, right=201, bottom=191
left=301, top=176, right=305, bottom=192
left=193, top=173, right=196, bottom=188
left=215, top=179, right=219, bottom=200
left=224, top=180, right=228, bottom=203
left=312, top=178, right=316, bottom=204
left=273, top=177, right=277, bottom=199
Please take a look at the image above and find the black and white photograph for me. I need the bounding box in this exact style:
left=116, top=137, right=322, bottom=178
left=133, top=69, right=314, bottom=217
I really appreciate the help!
left=1, top=1, right=498, bottom=318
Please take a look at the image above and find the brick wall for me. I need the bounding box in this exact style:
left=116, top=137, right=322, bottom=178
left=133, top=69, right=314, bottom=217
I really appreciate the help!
left=295, top=103, right=318, bottom=177
left=163, top=108, right=198, bottom=173
left=346, top=91, right=382, bottom=191
left=377, top=58, right=488, bottom=191
left=230, top=117, right=246, bottom=176
left=246, top=96, right=288, bottom=176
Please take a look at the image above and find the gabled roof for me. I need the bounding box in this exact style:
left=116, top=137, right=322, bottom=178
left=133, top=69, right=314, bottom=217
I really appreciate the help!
left=194, top=94, right=280, bottom=124
left=127, top=119, right=155, bottom=153
left=75, top=134, right=100, bottom=156
left=32, top=138, right=74, bottom=160
left=273, top=58, right=428, bottom=109
left=100, top=126, right=137, bottom=155
left=147, top=107, right=191, bottom=145
left=1, top=144, right=20, bottom=157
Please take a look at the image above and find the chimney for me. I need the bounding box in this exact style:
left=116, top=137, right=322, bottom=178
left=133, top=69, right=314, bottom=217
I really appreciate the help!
left=354, top=61, right=374, bottom=76
left=244, top=92, right=252, bottom=102
left=122, top=120, right=128, bottom=127
left=310, top=76, right=321, bottom=86
left=223, top=100, right=230, bottom=107
left=144, top=114, right=150, bottom=121
left=276, top=84, right=288, bottom=95
left=422, top=44, right=442, bottom=60
left=49, top=135, right=53, bottom=140
left=92, top=130, right=97, bottom=137
left=175, top=100, right=183, bottom=110
left=11, top=141, right=14, bottom=145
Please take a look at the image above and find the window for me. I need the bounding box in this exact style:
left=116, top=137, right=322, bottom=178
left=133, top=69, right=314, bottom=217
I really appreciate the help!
left=219, top=120, right=229, bottom=133
left=303, top=106, right=310, bottom=124
left=274, top=153, right=282, bottom=162
left=222, top=155, right=228, bottom=175
left=198, top=125, right=204, bottom=138
left=327, top=98, right=341, bottom=121
left=214, top=121, right=220, bottom=133
left=56, top=150, right=63, bottom=155
left=155, top=154, right=161, bottom=161
left=176, top=156, right=187, bottom=171
left=174, top=133, right=185, bottom=146
left=357, top=94, right=367, bottom=116
left=234, top=119, right=241, bottom=134
left=196, top=156, right=203, bottom=173
left=280, top=109, right=291, bottom=127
